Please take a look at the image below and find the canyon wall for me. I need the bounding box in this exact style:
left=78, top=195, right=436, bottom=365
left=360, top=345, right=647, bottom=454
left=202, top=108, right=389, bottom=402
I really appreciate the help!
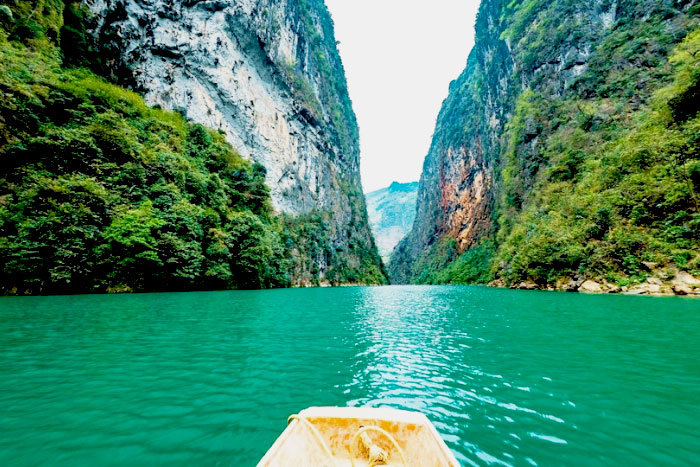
left=391, top=0, right=700, bottom=291
left=83, top=0, right=385, bottom=284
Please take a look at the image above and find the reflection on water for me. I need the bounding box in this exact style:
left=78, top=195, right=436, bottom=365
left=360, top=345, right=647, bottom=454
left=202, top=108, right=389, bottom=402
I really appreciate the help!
left=1, top=286, right=699, bottom=465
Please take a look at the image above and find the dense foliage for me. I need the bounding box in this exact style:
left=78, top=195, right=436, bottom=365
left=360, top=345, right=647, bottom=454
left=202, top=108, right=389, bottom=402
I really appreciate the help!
left=496, top=31, right=700, bottom=285
left=494, top=1, right=700, bottom=286
left=0, top=1, right=384, bottom=294
left=281, top=208, right=387, bottom=286
left=395, top=0, right=700, bottom=288
left=410, top=240, right=495, bottom=285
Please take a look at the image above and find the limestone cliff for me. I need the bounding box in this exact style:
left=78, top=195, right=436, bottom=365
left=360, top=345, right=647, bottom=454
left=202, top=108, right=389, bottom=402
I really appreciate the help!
left=391, top=0, right=700, bottom=290
left=82, top=0, right=385, bottom=285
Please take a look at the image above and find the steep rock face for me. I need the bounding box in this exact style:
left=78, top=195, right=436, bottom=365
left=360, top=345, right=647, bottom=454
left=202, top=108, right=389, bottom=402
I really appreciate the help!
left=82, top=0, right=384, bottom=284
left=391, top=0, right=700, bottom=285
left=390, top=0, right=525, bottom=283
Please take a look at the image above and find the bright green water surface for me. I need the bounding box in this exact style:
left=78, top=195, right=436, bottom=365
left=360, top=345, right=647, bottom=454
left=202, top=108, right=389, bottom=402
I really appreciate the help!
left=0, top=286, right=698, bottom=466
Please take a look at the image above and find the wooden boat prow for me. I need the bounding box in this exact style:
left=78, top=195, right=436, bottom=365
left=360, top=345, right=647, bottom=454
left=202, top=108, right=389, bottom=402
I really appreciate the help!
left=257, top=406, right=459, bottom=466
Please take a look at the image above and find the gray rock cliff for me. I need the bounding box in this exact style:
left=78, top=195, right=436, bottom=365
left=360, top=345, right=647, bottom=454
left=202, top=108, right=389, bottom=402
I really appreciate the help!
left=82, top=0, right=384, bottom=284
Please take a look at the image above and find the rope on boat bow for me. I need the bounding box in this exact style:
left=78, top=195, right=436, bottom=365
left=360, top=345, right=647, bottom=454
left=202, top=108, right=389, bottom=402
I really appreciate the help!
left=350, top=425, right=407, bottom=467
left=286, top=414, right=408, bottom=467
left=287, top=414, right=336, bottom=462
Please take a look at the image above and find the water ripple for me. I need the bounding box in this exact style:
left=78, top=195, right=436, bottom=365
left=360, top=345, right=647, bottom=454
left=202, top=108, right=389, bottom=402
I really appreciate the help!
left=1, top=286, right=699, bottom=465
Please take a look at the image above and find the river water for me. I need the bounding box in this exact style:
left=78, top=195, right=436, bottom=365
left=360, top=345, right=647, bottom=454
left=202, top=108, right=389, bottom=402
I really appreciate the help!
left=0, top=286, right=698, bottom=465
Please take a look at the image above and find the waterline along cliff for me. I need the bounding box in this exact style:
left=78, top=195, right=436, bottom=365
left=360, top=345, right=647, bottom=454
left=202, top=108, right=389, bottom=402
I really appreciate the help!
left=0, top=0, right=385, bottom=294
left=390, top=0, right=700, bottom=295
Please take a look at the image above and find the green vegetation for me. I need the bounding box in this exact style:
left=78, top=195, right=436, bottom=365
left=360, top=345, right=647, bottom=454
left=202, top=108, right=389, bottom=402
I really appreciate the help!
left=398, top=1, right=700, bottom=288
left=412, top=240, right=495, bottom=285
left=281, top=209, right=386, bottom=286
left=0, top=1, right=384, bottom=294
left=0, top=35, right=289, bottom=293
left=281, top=59, right=323, bottom=119
left=1, top=0, right=63, bottom=45
left=495, top=27, right=700, bottom=285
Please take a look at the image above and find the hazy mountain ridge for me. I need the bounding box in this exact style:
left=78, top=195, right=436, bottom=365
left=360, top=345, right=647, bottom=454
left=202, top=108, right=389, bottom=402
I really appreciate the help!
left=365, top=182, right=418, bottom=261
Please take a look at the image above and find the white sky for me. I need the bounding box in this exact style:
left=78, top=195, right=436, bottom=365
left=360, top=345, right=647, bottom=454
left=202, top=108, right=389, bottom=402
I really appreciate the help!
left=325, top=0, right=482, bottom=193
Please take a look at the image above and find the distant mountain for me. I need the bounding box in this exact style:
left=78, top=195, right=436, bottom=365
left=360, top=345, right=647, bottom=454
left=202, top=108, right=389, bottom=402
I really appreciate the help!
left=366, top=182, right=419, bottom=261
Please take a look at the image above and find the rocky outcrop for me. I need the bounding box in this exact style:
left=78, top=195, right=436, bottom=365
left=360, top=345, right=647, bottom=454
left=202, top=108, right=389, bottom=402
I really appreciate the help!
left=579, top=280, right=603, bottom=294
left=82, top=0, right=384, bottom=284
left=490, top=271, right=700, bottom=297
left=670, top=272, right=700, bottom=295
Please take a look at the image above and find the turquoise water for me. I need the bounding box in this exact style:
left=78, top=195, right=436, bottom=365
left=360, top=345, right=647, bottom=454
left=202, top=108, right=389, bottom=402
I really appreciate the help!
left=0, top=286, right=698, bottom=466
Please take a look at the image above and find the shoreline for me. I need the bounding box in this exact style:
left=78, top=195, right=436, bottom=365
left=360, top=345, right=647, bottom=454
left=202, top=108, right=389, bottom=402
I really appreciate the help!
left=489, top=270, right=700, bottom=298
left=3, top=277, right=699, bottom=296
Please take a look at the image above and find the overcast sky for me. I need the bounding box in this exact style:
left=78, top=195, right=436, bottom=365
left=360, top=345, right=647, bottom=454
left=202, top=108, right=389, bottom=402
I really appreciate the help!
left=325, top=0, right=481, bottom=193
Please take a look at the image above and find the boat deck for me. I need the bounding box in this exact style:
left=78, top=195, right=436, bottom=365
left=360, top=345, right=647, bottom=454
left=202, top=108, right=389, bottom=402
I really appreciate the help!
left=258, top=407, right=459, bottom=466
